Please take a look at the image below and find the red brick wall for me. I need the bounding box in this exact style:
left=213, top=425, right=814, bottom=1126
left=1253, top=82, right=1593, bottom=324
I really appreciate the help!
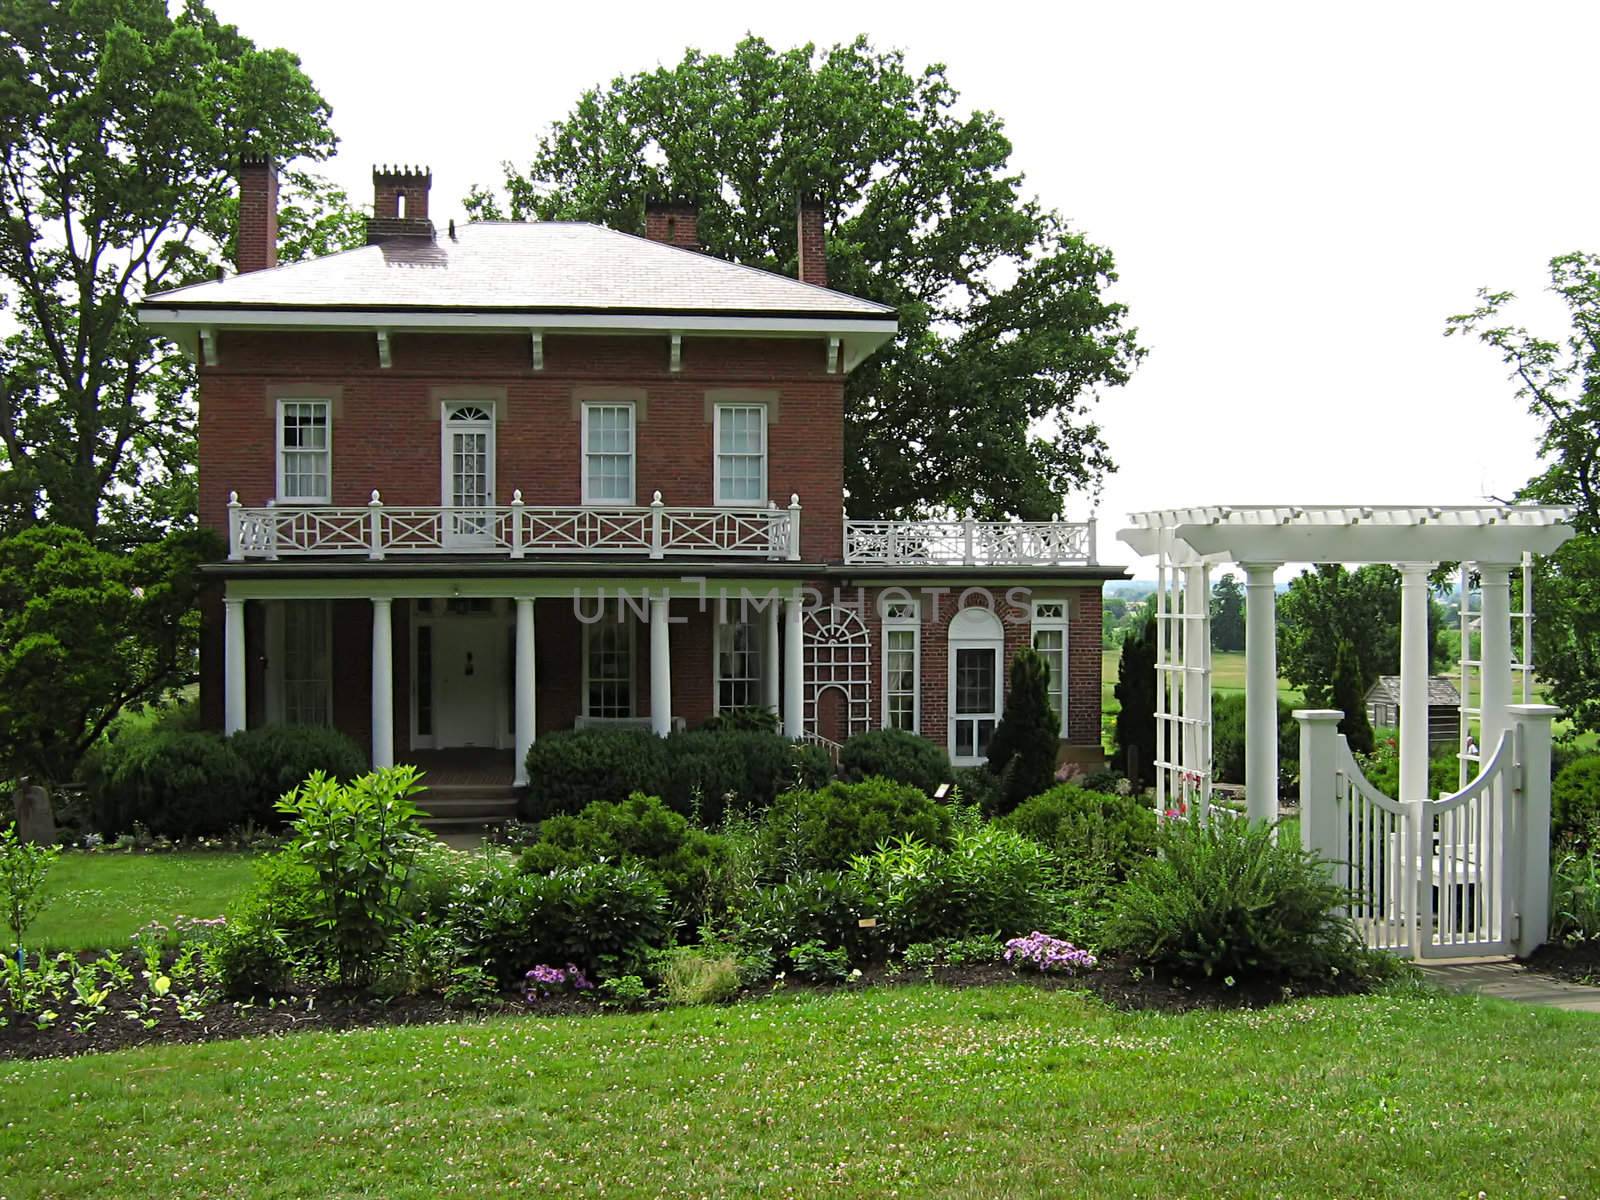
left=797, top=202, right=827, bottom=288
left=373, top=170, right=430, bottom=220
left=199, top=330, right=846, bottom=563
left=236, top=159, right=278, bottom=274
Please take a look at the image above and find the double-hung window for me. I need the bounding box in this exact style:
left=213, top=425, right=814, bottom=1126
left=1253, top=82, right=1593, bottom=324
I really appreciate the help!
left=882, top=598, right=920, bottom=732
left=716, top=615, right=764, bottom=711
left=277, top=400, right=330, bottom=503
left=583, top=403, right=634, bottom=504
left=715, top=404, right=766, bottom=505
left=1031, top=600, right=1069, bottom=736
left=583, top=603, right=636, bottom=718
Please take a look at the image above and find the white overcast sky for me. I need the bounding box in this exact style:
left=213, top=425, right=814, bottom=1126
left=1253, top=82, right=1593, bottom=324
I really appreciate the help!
left=214, top=0, right=1600, bottom=573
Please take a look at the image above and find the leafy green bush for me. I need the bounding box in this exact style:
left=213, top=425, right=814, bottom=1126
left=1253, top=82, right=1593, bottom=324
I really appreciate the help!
left=524, top=729, right=670, bottom=820
left=791, top=742, right=836, bottom=791
left=1552, top=756, right=1600, bottom=845
left=985, top=649, right=1061, bottom=814
left=838, top=728, right=951, bottom=796
left=518, top=792, right=730, bottom=922
left=759, top=777, right=954, bottom=872
left=227, top=851, right=323, bottom=959
left=90, top=729, right=252, bottom=838
left=734, top=870, right=875, bottom=964
left=276, top=765, right=428, bottom=987
left=951, top=765, right=1002, bottom=814
left=0, top=826, right=58, bottom=949
left=1550, top=849, right=1600, bottom=942
left=700, top=706, right=779, bottom=734
left=228, top=724, right=368, bottom=827
left=1211, top=693, right=1302, bottom=794
left=451, top=860, right=672, bottom=983
left=1001, top=784, right=1157, bottom=881
left=205, top=918, right=295, bottom=997
left=1356, top=734, right=1459, bottom=802
left=1102, top=816, right=1364, bottom=982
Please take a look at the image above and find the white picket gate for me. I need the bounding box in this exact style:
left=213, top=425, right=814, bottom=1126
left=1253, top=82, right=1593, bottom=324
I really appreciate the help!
left=1296, top=705, right=1558, bottom=960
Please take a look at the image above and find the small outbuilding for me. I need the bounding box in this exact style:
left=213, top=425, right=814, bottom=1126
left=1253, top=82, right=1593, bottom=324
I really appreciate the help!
left=1364, top=675, right=1460, bottom=744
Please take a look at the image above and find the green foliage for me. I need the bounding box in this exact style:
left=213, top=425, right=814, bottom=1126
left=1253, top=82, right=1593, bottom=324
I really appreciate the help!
left=597, top=974, right=651, bottom=1009
left=204, top=919, right=294, bottom=997
left=734, top=871, right=875, bottom=965
left=838, top=728, right=952, bottom=796
left=227, top=852, right=323, bottom=959
left=0, top=826, right=59, bottom=947
left=700, top=707, right=779, bottom=734
left=518, top=792, right=730, bottom=923
left=228, top=725, right=368, bottom=827
left=1210, top=573, right=1245, bottom=653
left=1549, top=849, right=1600, bottom=943
left=1104, top=817, right=1365, bottom=982
left=1552, top=756, right=1600, bottom=845
left=759, top=778, right=954, bottom=872
left=0, top=526, right=217, bottom=782
left=276, top=767, right=428, bottom=987
left=1001, top=784, right=1157, bottom=881
left=1356, top=735, right=1460, bottom=802
left=1210, top=694, right=1302, bottom=794
left=661, top=730, right=797, bottom=823
left=0, top=0, right=337, bottom=538
left=90, top=729, right=252, bottom=839
left=1276, top=564, right=1445, bottom=708
left=656, top=947, right=742, bottom=1005
left=985, top=649, right=1061, bottom=815
left=1113, top=612, right=1158, bottom=786
left=789, top=940, right=853, bottom=983
left=951, top=765, right=1002, bottom=814
left=790, top=743, right=836, bottom=791
left=451, top=860, right=672, bottom=983
left=1331, top=637, right=1376, bottom=755
left=473, top=35, right=1141, bottom=520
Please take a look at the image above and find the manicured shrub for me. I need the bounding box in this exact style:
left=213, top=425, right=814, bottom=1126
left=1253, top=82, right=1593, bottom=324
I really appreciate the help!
left=838, top=728, right=951, bottom=796
left=90, top=729, right=252, bottom=838
left=759, top=777, right=954, bottom=872
left=205, top=918, right=295, bottom=997
left=700, top=706, right=779, bottom=734
left=985, top=649, right=1062, bottom=815
left=1102, top=816, right=1365, bottom=982
left=791, top=742, right=836, bottom=790
left=523, top=729, right=670, bottom=820
left=734, top=870, right=875, bottom=964
left=1001, top=784, right=1158, bottom=881
left=229, top=724, right=368, bottom=826
left=951, top=765, right=1002, bottom=814
left=1211, top=693, right=1302, bottom=795
left=1552, top=756, right=1600, bottom=845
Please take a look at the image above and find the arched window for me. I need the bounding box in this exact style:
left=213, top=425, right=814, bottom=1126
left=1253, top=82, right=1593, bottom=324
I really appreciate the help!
left=948, top=606, right=1004, bottom=765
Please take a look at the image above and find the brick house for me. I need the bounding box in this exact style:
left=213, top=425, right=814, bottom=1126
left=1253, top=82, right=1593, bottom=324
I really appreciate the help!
left=138, top=160, right=1120, bottom=791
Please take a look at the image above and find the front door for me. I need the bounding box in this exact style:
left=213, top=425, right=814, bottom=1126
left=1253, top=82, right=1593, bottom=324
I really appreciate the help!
left=432, top=618, right=502, bottom=747
left=951, top=644, right=1001, bottom=765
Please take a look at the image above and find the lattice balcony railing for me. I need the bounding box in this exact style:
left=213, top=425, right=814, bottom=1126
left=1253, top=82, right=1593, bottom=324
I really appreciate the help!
left=228, top=490, right=802, bottom=562
left=843, top=517, right=1096, bottom=566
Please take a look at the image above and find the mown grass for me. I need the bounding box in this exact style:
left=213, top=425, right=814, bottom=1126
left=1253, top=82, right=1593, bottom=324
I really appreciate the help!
left=1101, top=649, right=1306, bottom=753
left=1, top=982, right=1595, bottom=1198
left=24, top=851, right=258, bottom=952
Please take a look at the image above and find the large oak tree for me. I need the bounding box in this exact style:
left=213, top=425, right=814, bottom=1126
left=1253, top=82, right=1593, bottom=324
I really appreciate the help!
left=470, top=36, right=1143, bottom=519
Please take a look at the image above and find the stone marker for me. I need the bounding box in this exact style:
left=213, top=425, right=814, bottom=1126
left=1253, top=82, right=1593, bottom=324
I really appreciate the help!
left=11, top=778, right=56, bottom=846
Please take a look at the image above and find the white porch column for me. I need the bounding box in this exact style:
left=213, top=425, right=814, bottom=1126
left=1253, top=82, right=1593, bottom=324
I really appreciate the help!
left=649, top=593, right=672, bottom=737
left=514, top=598, right=536, bottom=785
left=223, top=596, right=247, bottom=735
left=784, top=591, right=805, bottom=739
left=1243, top=562, right=1282, bottom=824
left=1398, top=563, right=1433, bottom=802
left=763, top=596, right=782, bottom=715
left=1478, top=562, right=1514, bottom=760
left=371, top=597, right=394, bottom=768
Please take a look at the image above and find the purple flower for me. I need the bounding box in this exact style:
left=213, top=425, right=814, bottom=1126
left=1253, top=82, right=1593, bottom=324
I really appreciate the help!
left=522, top=962, right=594, bottom=1002
left=1003, top=932, right=1097, bottom=975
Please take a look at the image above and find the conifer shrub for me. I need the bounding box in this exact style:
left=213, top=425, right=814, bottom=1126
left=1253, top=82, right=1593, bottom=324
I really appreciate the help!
left=984, top=649, right=1062, bottom=815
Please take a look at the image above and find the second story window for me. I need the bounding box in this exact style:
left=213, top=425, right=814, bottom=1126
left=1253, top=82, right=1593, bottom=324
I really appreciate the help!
left=583, top=402, right=634, bottom=504
left=278, top=399, right=330, bottom=503
left=715, top=404, right=766, bottom=505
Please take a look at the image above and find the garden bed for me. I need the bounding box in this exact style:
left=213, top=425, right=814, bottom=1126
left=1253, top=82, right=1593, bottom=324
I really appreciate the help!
left=1522, top=939, right=1600, bottom=986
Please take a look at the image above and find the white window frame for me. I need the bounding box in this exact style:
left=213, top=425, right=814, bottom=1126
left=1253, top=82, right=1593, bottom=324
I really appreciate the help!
left=581, top=401, right=636, bottom=505
left=581, top=603, right=637, bottom=718
left=275, top=398, right=331, bottom=504
left=947, top=607, right=1005, bottom=766
left=881, top=598, right=920, bottom=732
left=713, top=606, right=765, bottom=713
left=1031, top=599, right=1070, bottom=737
left=439, top=401, right=497, bottom=508
left=713, top=402, right=768, bottom=506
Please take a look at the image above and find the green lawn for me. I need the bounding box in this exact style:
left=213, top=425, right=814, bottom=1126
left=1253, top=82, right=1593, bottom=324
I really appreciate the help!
left=2, top=983, right=1596, bottom=1197
left=26, top=851, right=258, bottom=952
left=1101, top=649, right=1305, bottom=752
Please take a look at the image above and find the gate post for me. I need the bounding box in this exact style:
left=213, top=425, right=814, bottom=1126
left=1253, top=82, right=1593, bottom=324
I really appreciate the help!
left=1294, top=709, right=1344, bottom=863
left=1509, top=703, right=1560, bottom=956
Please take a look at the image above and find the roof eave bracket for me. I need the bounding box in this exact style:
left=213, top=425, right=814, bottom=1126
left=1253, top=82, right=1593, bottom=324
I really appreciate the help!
left=530, top=330, right=544, bottom=371
left=670, top=333, right=682, bottom=373
left=376, top=329, right=391, bottom=369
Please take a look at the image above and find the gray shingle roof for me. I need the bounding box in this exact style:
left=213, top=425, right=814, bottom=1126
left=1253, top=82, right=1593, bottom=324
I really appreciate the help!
left=144, top=222, right=895, bottom=319
left=1365, top=676, right=1461, bottom=705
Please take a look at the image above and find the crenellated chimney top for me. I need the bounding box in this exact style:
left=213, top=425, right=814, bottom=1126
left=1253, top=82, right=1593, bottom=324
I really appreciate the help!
left=368, top=164, right=435, bottom=244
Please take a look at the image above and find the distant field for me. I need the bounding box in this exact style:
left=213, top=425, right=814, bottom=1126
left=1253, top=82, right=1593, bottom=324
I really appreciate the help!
left=1100, top=649, right=1304, bottom=752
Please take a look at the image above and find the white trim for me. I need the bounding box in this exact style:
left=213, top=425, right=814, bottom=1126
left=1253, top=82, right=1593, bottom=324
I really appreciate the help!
left=947, top=607, right=1004, bottom=766
left=713, top=402, right=768, bottom=507
left=1030, top=598, right=1070, bottom=738
left=581, top=601, right=638, bottom=719
left=881, top=597, right=920, bottom=733
left=275, top=397, right=332, bottom=505
left=223, top=575, right=799, bottom=603
left=581, top=400, right=636, bottom=505
left=375, top=329, right=391, bottom=368
left=139, top=307, right=897, bottom=336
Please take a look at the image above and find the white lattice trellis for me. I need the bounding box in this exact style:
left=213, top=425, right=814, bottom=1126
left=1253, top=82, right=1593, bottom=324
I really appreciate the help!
left=803, top=605, right=872, bottom=739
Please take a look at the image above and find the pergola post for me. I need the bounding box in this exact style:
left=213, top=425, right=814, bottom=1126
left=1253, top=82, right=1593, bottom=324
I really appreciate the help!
left=1242, top=562, right=1282, bottom=823
left=1181, top=564, right=1210, bottom=814
left=1398, top=563, right=1434, bottom=802
left=223, top=596, right=247, bottom=735
left=1478, top=562, right=1514, bottom=762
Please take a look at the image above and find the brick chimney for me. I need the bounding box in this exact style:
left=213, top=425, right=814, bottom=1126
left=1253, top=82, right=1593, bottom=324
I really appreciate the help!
left=236, top=156, right=279, bottom=273
left=643, top=198, right=699, bottom=250
left=797, top=196, right=827, bottom=288
left=368, top=165, right=435, bottom=244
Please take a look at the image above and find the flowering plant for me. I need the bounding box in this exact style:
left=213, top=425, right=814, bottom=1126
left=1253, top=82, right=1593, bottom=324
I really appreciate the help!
left=523, top=963, right=594, bottom=1002
left=1002, top=932, right=1097, bottom=974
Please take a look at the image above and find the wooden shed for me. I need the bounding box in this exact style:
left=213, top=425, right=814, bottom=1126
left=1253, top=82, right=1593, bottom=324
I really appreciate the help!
left=1364, top=675, right=1460, bottom=745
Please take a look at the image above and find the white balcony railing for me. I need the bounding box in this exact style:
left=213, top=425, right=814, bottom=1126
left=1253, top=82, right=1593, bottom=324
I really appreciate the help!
left=844, top=517, right=1096, bottom=566
left=228, top=490, right=802, bottom=562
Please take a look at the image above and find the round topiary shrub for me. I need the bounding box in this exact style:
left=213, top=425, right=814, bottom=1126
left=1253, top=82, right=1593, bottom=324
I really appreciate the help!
left=838, top=728, right=952, bottom=796
left=1001, top=783, right=1158, bottom=881
left=1553, top=755, right=1600, bottom=844
left=93, top=729, right=252, bottom=838
left=759, top=776, right=954, bottom=872
left=524, top=729, right=671, bottom=820
left=229, top=724, right=367, bottom=827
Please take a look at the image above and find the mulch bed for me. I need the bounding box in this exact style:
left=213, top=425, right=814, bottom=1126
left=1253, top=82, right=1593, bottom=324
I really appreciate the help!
left=1520, top=940, right=1600, bottom=986
left=0, top=956, right=1371, bottom=1063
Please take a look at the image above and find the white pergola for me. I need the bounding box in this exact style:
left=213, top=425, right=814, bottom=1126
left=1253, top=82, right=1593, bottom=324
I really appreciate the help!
left=1119, top=505, right=1575, bottom=820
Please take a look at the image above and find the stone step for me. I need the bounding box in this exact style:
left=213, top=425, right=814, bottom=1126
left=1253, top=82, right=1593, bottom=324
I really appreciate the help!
left=417, top=786, right=519, bottom=830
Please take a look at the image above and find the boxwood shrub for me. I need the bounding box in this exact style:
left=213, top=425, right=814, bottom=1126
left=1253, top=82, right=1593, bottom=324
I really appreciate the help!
left=229, top=724, right=368, bottom=826
left=524, top=729, right=671, bottom=820
left=1001, top=783, right=1158, bottom=881
left=1553, top=755, right=1600, bottom=845
left=90, top=729, right=252, bottom=838
left=759, top=777, right=954, bottom=872
left=838, top=728, right=952, bottom=796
